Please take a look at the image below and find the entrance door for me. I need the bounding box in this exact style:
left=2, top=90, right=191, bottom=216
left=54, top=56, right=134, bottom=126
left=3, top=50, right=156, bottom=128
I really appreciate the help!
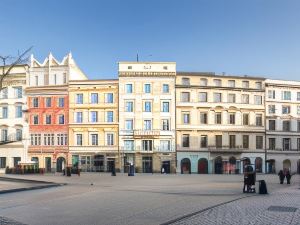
left=56, top=157, right=65, bottom=172
left=181, top=158, right=191, bottom=174
left=162, top=161, right=171, bottom=174
left=107, top=159, right=115, bottom=172
left=94, top=155, right=104, bottom=172
left=142, top=157, right=153, bottom=173
left=198, top=158, right=208, bottom=174
left=45, top=157, right=51, bottom=172
left=215, top=157, right=223, bottom=174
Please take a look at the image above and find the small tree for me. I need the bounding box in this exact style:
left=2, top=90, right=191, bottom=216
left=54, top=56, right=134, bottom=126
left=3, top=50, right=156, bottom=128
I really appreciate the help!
left=0, top=47, right=32, bottom=91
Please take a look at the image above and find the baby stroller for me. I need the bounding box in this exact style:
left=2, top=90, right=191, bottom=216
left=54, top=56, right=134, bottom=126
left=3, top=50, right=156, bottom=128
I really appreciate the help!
left=243, top=164, right=256, bottom=193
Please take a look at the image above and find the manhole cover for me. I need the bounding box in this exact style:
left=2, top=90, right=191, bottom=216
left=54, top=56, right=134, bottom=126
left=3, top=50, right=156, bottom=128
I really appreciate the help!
left=268, top=206, right=297, bottom=212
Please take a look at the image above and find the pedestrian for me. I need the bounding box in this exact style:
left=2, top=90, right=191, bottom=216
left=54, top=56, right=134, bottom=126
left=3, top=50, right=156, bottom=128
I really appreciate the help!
left=285, top=170, right=291, bottom=184
left=77, top=167, right=80, bottom=177
left=278, top=170, right=284, bottom=184
left=161, top=167, right=165, bottom=174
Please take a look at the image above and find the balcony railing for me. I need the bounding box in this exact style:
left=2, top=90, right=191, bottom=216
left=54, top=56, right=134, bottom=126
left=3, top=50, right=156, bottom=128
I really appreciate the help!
left=0, top=134, right=23, bottom=145
left=119, top=146, right=175, bottom=152
left=268, top=148, right=300, bottom=152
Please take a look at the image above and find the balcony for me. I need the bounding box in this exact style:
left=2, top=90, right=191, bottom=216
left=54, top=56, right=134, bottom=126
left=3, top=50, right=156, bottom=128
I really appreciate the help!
left=119, top=146, right=175, bottom=153
left=0, top=134, right=23, bottom=145
left=267, top=148, right=300, bottom=152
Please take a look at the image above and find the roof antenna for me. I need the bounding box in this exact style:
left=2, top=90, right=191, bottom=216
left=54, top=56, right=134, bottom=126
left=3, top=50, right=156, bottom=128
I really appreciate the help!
left=136, top=53, right=139, bottom=62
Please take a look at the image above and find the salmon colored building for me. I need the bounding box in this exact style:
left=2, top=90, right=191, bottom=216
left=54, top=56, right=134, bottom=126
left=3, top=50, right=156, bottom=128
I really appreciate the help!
left=26, top=53, right=87, bottom=172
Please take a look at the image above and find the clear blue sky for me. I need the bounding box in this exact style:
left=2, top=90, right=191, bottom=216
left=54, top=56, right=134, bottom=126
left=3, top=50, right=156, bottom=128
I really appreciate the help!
left=1, top=0, right=300, bottom=80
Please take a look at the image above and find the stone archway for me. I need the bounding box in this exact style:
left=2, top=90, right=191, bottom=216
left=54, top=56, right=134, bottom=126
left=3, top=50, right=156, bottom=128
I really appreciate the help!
left=214, top=156, right=223, bottom=174
left=181, top=158, right=191, bottom=174
left=198, top=158, right=208, bottom=174
left=56, top=157, right=66, bottom=172
left=255, top=157, right=263, bottom=173
left=283, top=159, right=291, bottom=172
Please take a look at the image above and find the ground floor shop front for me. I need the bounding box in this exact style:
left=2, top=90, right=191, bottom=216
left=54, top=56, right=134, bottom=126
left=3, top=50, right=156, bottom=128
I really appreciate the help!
left=0, top=147, right=26, bottom=173
left=266, top=152, right=300, bottom=174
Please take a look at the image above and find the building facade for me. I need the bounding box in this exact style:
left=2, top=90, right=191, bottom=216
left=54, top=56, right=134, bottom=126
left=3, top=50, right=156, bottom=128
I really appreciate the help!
left=68, top=79, right=119, bottom=172
left=265, top=79, right=300, bottom=174
left=0, top=65, right=29, bottom=172
left=26, top=53, right=87, bottom=172
left=119, top=62, right=176, bottom=173
left=176, top=73, right=266, bottom=174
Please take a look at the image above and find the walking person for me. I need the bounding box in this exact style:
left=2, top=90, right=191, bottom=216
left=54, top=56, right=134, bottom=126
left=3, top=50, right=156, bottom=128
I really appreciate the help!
left=285, top=170, right=291, bottom=184
left=278, top=170, right=284, bottom=184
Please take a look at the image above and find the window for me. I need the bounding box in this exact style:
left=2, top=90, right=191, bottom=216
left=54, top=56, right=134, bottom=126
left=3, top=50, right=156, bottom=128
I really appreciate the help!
left=58, top=97, right=65, bottom=107
left=46, top=115, right=51, bottom=125
left=200, top=78, right=207, bottom=86
left=200, top=112, right=207, bottom=124
left=182, top=134, right=189, bottom=147
left=16, top=129, right=22, bottom=141
left=216, top=135, right=222, bottom=148
left=298, top=138, right=300, bottom=151
left=45, top=97, right=51, bottom=107
left=255, top=82, right=262, bottom=89
left=228, top=80, right=235, bottom=88
left=76, top=94, right=83, bottom=104
left=142, top=140, right=153, bottom=151
left=14, top=87, right=22, bottom=98
left=241, top=94, right=249, bottom=104
left=298, top=120, right=300, bottom=132
left=125, top=101, right=133, bottom=112
left=90, top=111, right=98, bottom=123
left=125, top=119, right=133, bottom=130
left=229, top=113, right=235, bottom=125
left=213, top=93, right=222, bottom=102
left=282, top=91, right=291, bottom=100
left=183, top=112, right=190, bottom=124
left=163, top=66, right=168, bottom=70
left=201, top=135, right=207, bottom=148
left=1, top=88, right=8, bottom=99
left=58, top=115, right=64, bottom=124
left=181, top=92, right=190, bottom=102
left=297, top=106, right=300, bottom=115
left=144, top=84, right=151, bottom=93
left=282, top=105, right=290, bottom=114
left=91, top=134, right=98, bottom=145
left=106, top=134, right=114, bottom=146
left=54, top=74, right=57, bottom=85
left=269, top=120, right=276, bottom=130
left=215, top=112, right=222, bottom=124
left=2, top=107, right=8, bottom=119
left=143, top=120, right=152, bottom=130
left=242, top=81, right=249, bottom=88
left=229, top=135, right=236, bottom=148
left=162, top=119, right=170, bottom=131
left=33, top=115, right=39, bottom=125
left=268, top=90, right=275, bottom=99
left=283, top=121, right=290, bottom=131
left=126, top=84, right=133, bottom=93
left=76, top=112, right=83, bottom=123
left=243, top=135, right=249, bottom=149
left=243, top=114, right=249, bottom=125
left=128, top=66, right=132, bottom=69
left=35, top=76, right=38, bottom=86
left=255, top=95, right=262, bottom=105
left=44, top=134, right=54, bottom=146
left=0, top=157, right=6, bottom=168
left=283, top=138, right=290, bottom=151
left=256, top=136, right=263, bottom=149
left=124, top=140, right=134, bottom=151
left=162, top=102, right=169, bottom=112
left=30, top=134, right=41, bottom=146
left=269, top=138, right=276, bottom=150
left=162, top=84, right=169, bottom=93
left=199, top=92, right=207, bottom=102
left=144, top=101, right=152, bottom=112
left=57, top=134, right=67, bottom=145
left=1, top=129, right=7, bottom=141
left=297, top=92, right=300, bottom=101
left=256, top=114, right=262, bottom=126
left=91, top=93, right=98, bottom=104
left=268, top=105, right=275, bottom=114
left=107, top=111, right=113, bottom=122
left=182, top=78, right=190, bottom=85
left=228, top=94, right=236, bottom=103
left=105, top=93, right=114, bottom=103
left=160, top=140, right=171, bottom=151
left=76, top=134, right=83, bottom=146
left=63, top=73, right=67, bottom=84
left=214, top=79, right=221, bottom=86
left=33, top=98, right=39, bottom=107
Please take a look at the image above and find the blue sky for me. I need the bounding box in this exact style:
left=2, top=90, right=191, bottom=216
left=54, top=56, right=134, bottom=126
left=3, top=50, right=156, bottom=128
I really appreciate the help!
left=1, top=0, right=300, bottom=80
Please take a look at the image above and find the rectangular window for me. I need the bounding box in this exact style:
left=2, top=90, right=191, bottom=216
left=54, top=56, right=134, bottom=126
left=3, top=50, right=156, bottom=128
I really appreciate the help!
left=283, top=121, right=290, bottom=131
left=243, top=114, right=249, bottom=125
left=268, top=105, right=275, bottom=114
left=63, top=73, right=67, bottom=84
left=182, top=134, right=189, bottom=147
left=214, top=93, right=222, bottom=102
left=91, top=134, right=98, bottom=146
left=228, top=80, right=235, bottom=87
left=33, top=98, right=39, bottom=107
left=216, top=135, right=222, bottom=148
left=256, top=136, right=263, bottom=149
left=44, top=134, right=54, bottom=146
left=282, top=91, right=291, bottom=100
left=181, top=92, right=190, bottom=102
left=107, top=111, right=113, bottom=122
left=76, top=112, right=83, bottom=123
left=162, top=102, right=169, bottom=112
left=162, top=84, right=169, bottom=93
left=256, top=114, right=263, bottom=126
left=58, top=115, right=65, bottom=124
left=58, top=97, right=65, bottom=107
left=0, top=157, right=6, bottom=168
left=160, top=140, right=171, bottom=151
left=1, top=129, right=7, bottom=142
left=143, top=120, right=152, bottom=130
left=46, top=115, right=51, bottom=125
left=2, top=107, right=8, bottom=119
left=199, top=92, right=207, bottom=102
left=106, top=134, right=114, bottom=146
left=215, top=112, right=222, bottom=124
left=242, top=81, right=249, bottom=88
left=243, top=135, right=249, bottom=149
left=200, top=78, right=208, bottom=86
left=229, top=135, right=236, bottom=148
left=76, top=94, right=83, bottom=104
left=214, top=79, right=221, bottom=86
left=269, top=120, right=276, bottom=130
left=228, top=94, right=236, bottom=103
left=255, top=95, right=262, bottom=105
left=229, top=113, right=235, bottom=125
left=91, top=93, right=98, bottom=104
left=162, top=119, right=170, bottom=131
left=125, top=119, right=133, bottom=130
left=241, top=94, right=249, bottom=104
left=269, top=138, right=276, bottom=150
left=183, top=112, right=190, bottom=124
left=282, top=105, right=290, bottom=114
left=1, top=88, right=8, bottom=99
left=35, top=76, right=38, bottom=86
left=144, top=101, right=152, bottom=112
left=144, top=84, right=151, bottom=93
left=283, top=138, right=290, bottom=151
left=297, top=92, right=300, bottom=101
left=142, top=140, right=153, bottom=151
left=76, top=134, right=83, bottom=146
left=201, top=135, right=207, bottom=148
left=124, top=140, right=134, bottom=151
left=297, top=106, right=300, bottom=115
left=200, top=112, right=207, bottom=124
left=298, top=121, right=300, bottom=132
left=45, top=97, right=51, bottom=107
left=298, top=138, right=300, bottom=151
left=126, top=84, right=133, bottom=93
left=57, top=134, right=67, bottom=146
left=16, top=129, right=22, bottom=141
left=90, top=111, right=98, bottom=123
left=255, top=82, right=262, bottom=89
left=14, top=87, right=22, bottom=98
left=33, top=115, right=39, bottom=125
left=30, top=134, right=41, bottom=146
left=105, top=93, right=114, bottom=103
left=125, top=101, right=133, bottom=112
left=182, top=78, right=190, bottom=85
left=268, top=90, right=275, bottom=99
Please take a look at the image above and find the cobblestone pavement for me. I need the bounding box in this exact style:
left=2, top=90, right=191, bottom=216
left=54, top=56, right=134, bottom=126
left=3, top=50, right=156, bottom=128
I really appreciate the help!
left=165, top=177, right=300, bottom=225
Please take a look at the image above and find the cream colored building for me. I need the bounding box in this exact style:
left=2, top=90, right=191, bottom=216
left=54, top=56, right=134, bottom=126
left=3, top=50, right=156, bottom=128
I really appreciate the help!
left=69, top=79, right=119, bottom=172
left=0, top=65, right=29, bottom=172
left=119, top=62, right=176, bottom=173
left=265, top=79, right=300, bottom=174
left=176, top=73, right=266, bottom=174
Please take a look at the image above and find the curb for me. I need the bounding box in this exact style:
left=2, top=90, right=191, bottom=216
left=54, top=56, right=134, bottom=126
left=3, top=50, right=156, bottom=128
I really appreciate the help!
left=0, top=183, right=66, bottom=195
left=0, top=176, right=57, bottom=184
